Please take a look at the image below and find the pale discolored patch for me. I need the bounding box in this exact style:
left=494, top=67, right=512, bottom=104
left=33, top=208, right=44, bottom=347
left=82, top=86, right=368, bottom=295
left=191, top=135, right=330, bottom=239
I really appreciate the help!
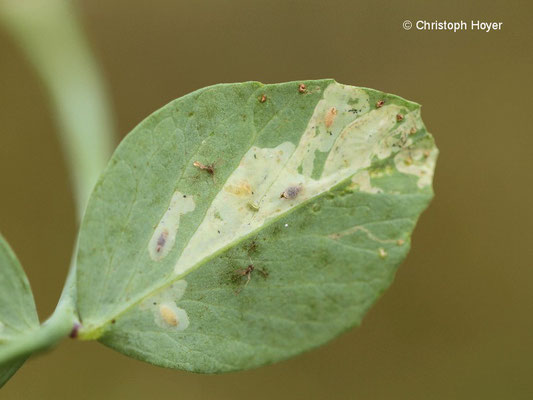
left=394, top=146, right=438, bottom=188
left=141, top=280, right=190, bottom=331
left=328, top=225, right=398, bottom=244
left=322, top=104, right=412, bottom=175
left=225, top=180, right=253, bottom=196
left=294, top=83, right=371, bottom=179
left=348, top=170, right=382, bottom=194
left=149, top=191, right=195, bottom=261
left=173, top=82, right=432, bottom=277
left=175, top=141, right=297, bottom=275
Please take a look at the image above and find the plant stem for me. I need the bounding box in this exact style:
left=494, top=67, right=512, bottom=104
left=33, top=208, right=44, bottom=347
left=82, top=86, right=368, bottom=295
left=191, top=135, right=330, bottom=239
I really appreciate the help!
left=0, top=0, right=116, bottom=363
left=0, top=0, right=115, bottom=217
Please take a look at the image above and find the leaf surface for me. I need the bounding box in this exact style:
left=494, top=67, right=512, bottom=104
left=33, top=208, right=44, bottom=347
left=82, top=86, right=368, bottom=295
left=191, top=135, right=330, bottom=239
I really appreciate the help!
left=77, top=80, right=438, bottom=372
left=0, top=234, right=39, bottom=386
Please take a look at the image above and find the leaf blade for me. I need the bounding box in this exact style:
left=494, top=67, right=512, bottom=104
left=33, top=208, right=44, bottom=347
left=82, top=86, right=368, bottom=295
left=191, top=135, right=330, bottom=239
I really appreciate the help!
left=0, top=234, right=39, bottom=387
left=77, top=80, right=437, bottom=372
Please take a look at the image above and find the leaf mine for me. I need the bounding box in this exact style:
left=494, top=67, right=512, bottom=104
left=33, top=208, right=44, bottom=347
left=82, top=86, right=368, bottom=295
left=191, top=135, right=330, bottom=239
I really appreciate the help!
left=141, top=280, right=189, bottom=331
left=148, top=191, right=195, bottom=261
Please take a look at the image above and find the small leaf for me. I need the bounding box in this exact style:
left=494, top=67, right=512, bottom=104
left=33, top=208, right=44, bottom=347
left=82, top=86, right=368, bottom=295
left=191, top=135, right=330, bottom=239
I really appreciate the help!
left=77, top=80, right=438, bottom=372
left=0, top=234, right=39, bottom=386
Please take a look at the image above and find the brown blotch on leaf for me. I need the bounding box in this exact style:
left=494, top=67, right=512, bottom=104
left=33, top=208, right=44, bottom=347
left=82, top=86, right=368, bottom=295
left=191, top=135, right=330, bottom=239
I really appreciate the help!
left=396, top=114, right=404, bottom=122
left=298, top=83, right=307, bottom=93
left=259, top=94, right=267, bottom=103
left=409, top=127, right=417, bottom=135
left=376, top=100, right=385, bottom=108
left=247, top=239, right=259, bottom=254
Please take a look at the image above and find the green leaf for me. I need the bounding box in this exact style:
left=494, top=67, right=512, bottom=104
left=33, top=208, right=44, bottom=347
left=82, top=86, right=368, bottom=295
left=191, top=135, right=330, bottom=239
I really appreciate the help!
left=0, top=234, right=39, bottom=387
left=77, top=80, right=438, bottom=372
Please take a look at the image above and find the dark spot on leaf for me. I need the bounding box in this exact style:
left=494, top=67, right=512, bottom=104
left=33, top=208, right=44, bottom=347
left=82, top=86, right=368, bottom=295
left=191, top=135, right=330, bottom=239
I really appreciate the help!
left=271, top=225, right=282, bottom=238
left=245, top=240, right=259, bottom=254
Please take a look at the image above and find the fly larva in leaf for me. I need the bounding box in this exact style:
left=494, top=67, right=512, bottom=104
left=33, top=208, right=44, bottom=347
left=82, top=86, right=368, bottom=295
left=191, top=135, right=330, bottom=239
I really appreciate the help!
left=248, top=201, right=260, bottom=211
left=159, top=304, right=179, bottom=327
left=155, top=229, right=169, bottom=254
left=280, top=185, right=302, bottom=200
left=325, top=107, right=337, bottom=128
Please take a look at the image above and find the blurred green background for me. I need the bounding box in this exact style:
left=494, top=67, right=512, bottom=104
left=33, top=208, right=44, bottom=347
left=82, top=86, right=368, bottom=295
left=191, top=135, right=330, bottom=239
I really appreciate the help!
left=0, top=0, right=531, bottom=399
